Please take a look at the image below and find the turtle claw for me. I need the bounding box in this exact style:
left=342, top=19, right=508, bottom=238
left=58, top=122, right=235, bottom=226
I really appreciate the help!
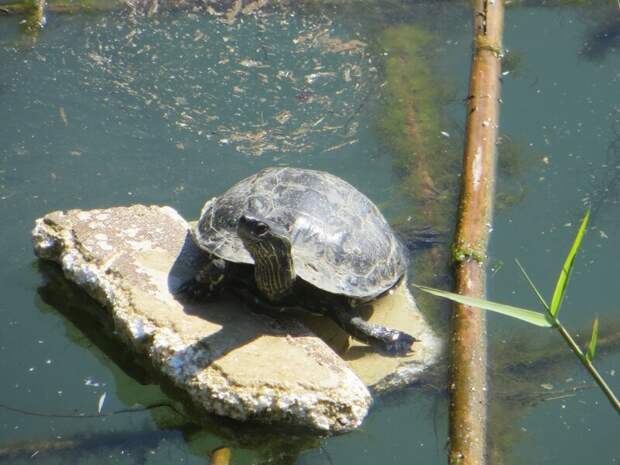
left=381, top=331, right=417, bottom=356
left=332, top=307, right=417, bottom=356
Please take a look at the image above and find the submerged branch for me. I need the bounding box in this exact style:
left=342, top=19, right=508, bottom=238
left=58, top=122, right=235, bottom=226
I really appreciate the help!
left=0, top=401, right=186, bottom=419
left=494, top=319, right=620, bottom=374
left=0, top=426, right=194, bottom=461
left=554, top=321, right=620, bottom=413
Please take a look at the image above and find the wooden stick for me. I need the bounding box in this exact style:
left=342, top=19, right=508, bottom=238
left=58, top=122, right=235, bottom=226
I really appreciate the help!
left=210, top=447, right=232, bottom=465
left=449, top=0, right=504, bottom=464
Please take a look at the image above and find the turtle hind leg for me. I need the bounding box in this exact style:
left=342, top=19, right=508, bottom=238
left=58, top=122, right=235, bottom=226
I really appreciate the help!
left=331, top=306, right=417, bottom=356
left=176, top=258, right=227, bottom=301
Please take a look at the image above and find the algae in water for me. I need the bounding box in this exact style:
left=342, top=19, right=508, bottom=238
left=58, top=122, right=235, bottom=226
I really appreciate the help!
left=376, top=25, right=462, bottom=329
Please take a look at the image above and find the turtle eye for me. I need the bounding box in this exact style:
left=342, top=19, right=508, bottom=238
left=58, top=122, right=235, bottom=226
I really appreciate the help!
left=255, top=223, right=269, bottom=236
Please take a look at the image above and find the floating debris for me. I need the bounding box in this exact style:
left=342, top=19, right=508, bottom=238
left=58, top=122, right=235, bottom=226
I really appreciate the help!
left=97, top=392, right=107, bottom=414
left=241, top=0, right=268, bottom=16
left=64, top=7, right=379, bottom=158
left=59, top=107, right=68, bottom=126
left=275, top=110, right=292, bottom=124
left=318, top=36, right=367, bottom=54
left=294, top=30, right=367, bottom=54
left=322, top=139, right=358, bottom=153
left=305, top=72, right=336, bottom=84
left=239, top=59, right=266, bottom=68
left=222, top=0, right=241, bottom=25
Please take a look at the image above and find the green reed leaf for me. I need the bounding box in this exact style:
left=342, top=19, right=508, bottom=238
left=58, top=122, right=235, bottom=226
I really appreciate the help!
left=515, top=258, right=550, bottom=311
left=549, top=210, right=590, bottom=318
left=414, top=285, right=553, bottom=327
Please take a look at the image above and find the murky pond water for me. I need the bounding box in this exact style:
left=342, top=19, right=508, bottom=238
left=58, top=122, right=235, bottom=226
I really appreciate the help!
left=489, top=5, right=620, bottom=463
left=0, top=1, right=618, bottom=464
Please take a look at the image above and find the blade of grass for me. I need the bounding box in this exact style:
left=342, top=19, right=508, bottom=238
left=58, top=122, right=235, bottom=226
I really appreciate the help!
left=586, top=317, right=599, bottom=362
left=413, top=284, right=553, bottom=327
left=514, top=258, right=550, bottom=311
left=549, top=210, right=590, bottom=318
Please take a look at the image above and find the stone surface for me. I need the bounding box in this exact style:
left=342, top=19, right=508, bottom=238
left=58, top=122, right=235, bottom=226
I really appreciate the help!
left=342, top=278, right=442, bottom=391
left=33, top=205, right=371, bottom=433
left=289, top=279, right=443, bottom=391
left=32, top=205, right=442, bottom=433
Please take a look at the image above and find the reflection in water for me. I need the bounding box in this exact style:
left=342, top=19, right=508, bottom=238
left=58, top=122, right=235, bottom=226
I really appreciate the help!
left=488, top=317, right=620, bottom=465
left=586, top=121, right=620, bottom=225
left=581, top=13, right=620, bottom=61
left=32, top=261, right=321, bottom=464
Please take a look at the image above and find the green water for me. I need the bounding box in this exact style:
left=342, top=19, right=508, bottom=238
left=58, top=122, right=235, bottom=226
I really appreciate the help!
left=488, top=6, right=620, bottom=463
left=0, top=1, right=618, bottom=464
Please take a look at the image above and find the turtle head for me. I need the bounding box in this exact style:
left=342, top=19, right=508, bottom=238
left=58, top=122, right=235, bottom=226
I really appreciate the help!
left=237, top=215, right=289, bottom=245
left=237, top=215, right=295, bottom=301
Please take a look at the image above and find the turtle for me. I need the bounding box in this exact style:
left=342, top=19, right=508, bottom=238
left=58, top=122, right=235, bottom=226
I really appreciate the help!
left=179, top=167, right=416, bottom=355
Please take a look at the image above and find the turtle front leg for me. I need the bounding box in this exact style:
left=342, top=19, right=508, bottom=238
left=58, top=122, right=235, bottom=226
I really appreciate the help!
left=331, top=306, right=417, bottom=356
left=176, top=257, right=227, bottom=301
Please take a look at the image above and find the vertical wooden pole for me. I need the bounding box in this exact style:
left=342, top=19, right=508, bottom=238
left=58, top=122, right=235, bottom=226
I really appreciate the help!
left=449, top=0, right=504, bottom=464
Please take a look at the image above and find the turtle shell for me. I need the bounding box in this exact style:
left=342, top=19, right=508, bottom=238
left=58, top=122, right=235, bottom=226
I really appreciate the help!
left=192, top=167, right=407, bottom=298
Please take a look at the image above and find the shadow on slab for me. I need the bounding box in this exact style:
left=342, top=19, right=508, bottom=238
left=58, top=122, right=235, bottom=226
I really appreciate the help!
left=166, top=231, right=350, bottom=367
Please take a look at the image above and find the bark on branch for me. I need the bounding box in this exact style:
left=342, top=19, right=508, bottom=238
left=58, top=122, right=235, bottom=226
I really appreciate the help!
left=449, top=0, right=504, bottom=464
